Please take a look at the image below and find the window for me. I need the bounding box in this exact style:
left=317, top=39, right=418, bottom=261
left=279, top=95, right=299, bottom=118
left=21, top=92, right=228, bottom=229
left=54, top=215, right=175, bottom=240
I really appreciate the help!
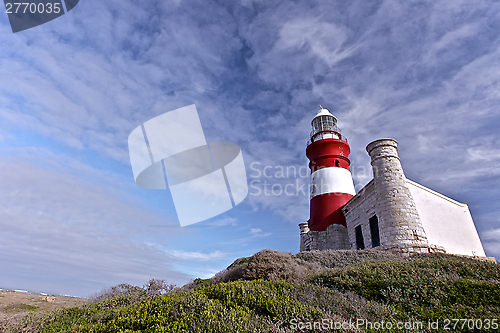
left=369, top=215, right=380, bottom=247
left=355, top=225, right=365, bottom=250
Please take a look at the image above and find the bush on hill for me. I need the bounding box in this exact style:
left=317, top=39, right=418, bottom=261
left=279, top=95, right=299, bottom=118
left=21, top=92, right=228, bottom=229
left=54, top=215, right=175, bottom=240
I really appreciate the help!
left=210, top=249, right=399, bottom=285
left=6, top=280, right=396, bottom=333
left=309, top=252, right=500, bottom=326
left=212, top=249, right=321, bottom=284
left=295, top=249, right=400, bottom=269
left=3, top=250, right=499, bottom=333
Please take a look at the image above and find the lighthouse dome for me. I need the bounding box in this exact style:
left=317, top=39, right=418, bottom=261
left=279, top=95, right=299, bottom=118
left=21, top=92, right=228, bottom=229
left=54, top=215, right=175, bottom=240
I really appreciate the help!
left=311, top=108, right=337, bottom=124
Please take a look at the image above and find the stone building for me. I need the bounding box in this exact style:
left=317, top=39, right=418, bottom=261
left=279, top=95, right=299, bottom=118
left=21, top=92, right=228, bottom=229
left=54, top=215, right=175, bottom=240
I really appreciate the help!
left=299, top=109, right=486, bottom=257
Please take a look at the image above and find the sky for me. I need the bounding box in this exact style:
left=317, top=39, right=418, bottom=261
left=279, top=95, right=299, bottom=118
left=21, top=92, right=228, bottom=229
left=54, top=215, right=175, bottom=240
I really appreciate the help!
left=1, top=0, right=499, bottom=297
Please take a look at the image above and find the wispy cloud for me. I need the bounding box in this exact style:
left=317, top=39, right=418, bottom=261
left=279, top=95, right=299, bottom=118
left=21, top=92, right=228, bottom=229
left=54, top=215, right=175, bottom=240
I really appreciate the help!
left=480, top=229, right=500, bottom=242
left=164, top=250, right=226, bottom=261
left=250, top=228, right=272, bottom=238
left=481, top=229, right=500, bottom=260
left=209, top=217, right=238, bottom=227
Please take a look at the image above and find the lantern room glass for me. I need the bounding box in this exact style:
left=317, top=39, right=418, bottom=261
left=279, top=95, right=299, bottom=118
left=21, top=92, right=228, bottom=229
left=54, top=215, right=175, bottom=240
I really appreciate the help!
left=311, top=115, right=339, bottom=137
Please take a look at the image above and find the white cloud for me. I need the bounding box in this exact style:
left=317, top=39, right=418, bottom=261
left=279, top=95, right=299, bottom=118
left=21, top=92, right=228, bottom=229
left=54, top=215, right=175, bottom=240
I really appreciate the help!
left=277, top=19, right=357, bottom=67
left=209, top=217, right=238, bottom=227
left=164, top=250, right=226, bottom=261
left=481, top=229, right=499, bottom=264
left=250, top=228, right=272, bottom=238
left=467, top=146, right=500, bottom=162
left=480, top=229, right=500, bottom=242
left=425, top=23, right=481, bottom=61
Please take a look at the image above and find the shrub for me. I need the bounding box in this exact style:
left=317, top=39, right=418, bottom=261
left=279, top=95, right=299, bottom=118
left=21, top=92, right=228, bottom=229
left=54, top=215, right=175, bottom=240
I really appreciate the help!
left=213, top=249, right=402, bottom=286
left=310, top=252, right=500, bottom=327
left=90, top=283, right=147, bottom=304
left=212, top=249, right=321, bottom=284
left=143, top=278, right=176, bottom=298
left=295, top=249, right=400, bottom=269
left=90, top=278, right=176, bottom=305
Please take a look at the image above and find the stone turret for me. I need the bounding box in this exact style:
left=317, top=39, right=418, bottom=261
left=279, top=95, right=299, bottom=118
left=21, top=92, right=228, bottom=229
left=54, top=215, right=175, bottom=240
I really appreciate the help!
left=366, top=139, right=430, bottom=253
left=299, top=222, right=310, bottom=252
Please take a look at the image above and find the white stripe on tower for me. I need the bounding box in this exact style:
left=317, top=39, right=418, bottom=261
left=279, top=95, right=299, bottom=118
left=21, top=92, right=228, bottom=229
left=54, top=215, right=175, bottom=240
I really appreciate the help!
left=310, top=167, right=356, bottom=198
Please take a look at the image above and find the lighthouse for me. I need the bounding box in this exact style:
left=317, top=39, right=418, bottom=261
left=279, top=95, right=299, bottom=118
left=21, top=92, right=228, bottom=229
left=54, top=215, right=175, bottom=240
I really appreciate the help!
left=299, top=108, right=488, bottom=258
left=306, top=107, right=356, bottom=232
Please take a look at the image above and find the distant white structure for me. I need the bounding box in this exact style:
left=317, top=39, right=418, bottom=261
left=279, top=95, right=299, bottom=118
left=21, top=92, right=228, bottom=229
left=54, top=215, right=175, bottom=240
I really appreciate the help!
left=300, top=109, right=488, bottom=258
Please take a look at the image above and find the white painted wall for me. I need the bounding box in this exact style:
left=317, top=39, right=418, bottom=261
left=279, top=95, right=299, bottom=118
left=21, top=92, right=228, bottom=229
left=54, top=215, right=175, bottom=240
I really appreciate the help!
left=407, top=180, right=486, bottom=256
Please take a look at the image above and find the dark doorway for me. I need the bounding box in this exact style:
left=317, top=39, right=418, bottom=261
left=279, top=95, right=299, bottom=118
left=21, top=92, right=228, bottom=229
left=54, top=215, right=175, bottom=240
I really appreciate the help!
left=369, top=215, right=380, bottom=247
left=355, top=225, right=365, bottom=250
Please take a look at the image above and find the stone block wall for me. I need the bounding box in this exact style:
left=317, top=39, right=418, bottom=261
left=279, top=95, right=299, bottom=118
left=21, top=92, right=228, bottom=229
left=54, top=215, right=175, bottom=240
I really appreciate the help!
left=342, top=180, right=377, bottom=249
left=299, top=222, right=348, bottom=251
left=366, top=139, right=429, bottom=250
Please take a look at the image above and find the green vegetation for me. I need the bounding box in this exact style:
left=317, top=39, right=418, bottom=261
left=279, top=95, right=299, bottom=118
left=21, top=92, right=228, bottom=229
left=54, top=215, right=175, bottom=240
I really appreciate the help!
left=2, top=303, right=38, bottom=312
left=2, top=250, right=499, bottom=332
left=309, top=253, right=500, bottom=326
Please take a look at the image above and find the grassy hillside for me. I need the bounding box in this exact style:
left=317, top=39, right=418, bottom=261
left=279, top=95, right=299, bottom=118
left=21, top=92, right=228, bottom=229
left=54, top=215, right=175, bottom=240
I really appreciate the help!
left=0, top=291, right=89, bottom=330
left=2, top=250, right=499, bottom=332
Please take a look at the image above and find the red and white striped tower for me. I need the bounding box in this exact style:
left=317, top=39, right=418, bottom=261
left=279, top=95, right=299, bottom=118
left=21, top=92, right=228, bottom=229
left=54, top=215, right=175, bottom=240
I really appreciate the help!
left=307, top=107, right=356, bottom=231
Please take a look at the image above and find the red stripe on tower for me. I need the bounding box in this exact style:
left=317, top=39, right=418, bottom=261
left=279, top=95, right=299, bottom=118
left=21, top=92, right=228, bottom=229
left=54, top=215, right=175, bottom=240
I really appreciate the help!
left=306, top=107, right=355, bottom=231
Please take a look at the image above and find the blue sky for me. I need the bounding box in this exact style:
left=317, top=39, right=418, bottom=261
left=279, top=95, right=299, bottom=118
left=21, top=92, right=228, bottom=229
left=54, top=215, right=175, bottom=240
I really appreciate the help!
left=1, top=0, right=499, bottom=297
